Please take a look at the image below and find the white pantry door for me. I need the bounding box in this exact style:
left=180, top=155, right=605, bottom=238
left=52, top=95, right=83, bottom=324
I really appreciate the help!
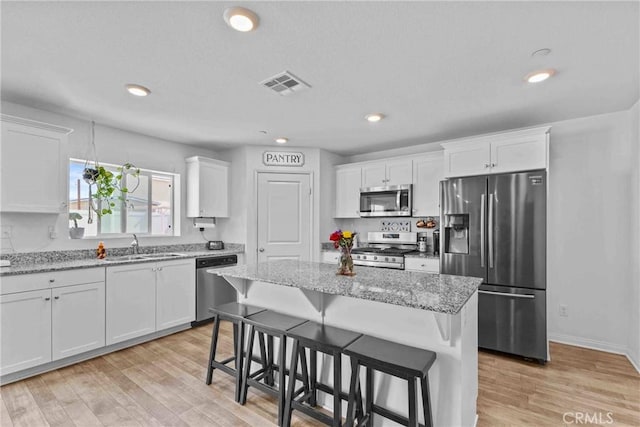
left=257, top=172, right=312, bottom=262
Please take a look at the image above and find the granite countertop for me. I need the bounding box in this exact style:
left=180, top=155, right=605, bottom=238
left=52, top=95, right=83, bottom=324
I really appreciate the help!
left=0, top=244, right=244, bottom=276
left=211, top=260, right=482, bottom=314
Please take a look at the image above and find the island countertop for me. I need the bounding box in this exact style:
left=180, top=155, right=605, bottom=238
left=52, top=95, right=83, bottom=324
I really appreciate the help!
left=211, top=260, right=482, bottom=314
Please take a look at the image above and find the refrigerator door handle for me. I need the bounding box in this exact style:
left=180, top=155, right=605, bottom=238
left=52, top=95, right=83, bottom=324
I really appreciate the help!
left=480, top=194, right=485, bottom=268
left=488, top=193, right=495, bottom=268
left=479, top=290, right=535, bottom=299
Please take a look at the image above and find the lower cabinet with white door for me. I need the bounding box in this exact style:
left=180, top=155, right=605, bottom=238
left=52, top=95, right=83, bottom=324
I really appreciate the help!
left=106, top=259, right=195, bottom=345
left=0, top=268, right=105, bottom=376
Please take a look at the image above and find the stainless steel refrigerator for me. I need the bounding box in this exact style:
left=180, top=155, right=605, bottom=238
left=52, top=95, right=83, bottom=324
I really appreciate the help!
left=440, top=170, right=547, bottom=362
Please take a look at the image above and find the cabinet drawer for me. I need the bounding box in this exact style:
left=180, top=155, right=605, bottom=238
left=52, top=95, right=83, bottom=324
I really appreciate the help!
left=405, top=257, right=439, bottom=273
left=1, top=267, right=105, bottom=295
left=321, top=251, right=340, bottom=264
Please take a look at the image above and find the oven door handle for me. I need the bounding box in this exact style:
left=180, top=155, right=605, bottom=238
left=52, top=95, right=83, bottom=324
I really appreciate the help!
left=478, top=290, right=535, bottom=299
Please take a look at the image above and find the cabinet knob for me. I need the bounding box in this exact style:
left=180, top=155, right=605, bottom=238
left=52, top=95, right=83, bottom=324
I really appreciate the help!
left=484, top=164, right=490, bottom=168
left=54, top=296, right=60, bottom=300
left=49, top=279, right=55, bottom=283
left=259, top=248, right=265, bottom=252
left=44, top=297, right=51, bottom=301
left=491, top=163, right=496, bottom=167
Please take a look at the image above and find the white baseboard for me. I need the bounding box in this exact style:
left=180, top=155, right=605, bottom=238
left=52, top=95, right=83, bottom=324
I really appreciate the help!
left=549, top=333, right=640, bottom=374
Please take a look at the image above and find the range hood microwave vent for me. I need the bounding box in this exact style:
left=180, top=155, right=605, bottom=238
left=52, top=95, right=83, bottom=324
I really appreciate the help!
left=260, top=71, right=310, bottom=96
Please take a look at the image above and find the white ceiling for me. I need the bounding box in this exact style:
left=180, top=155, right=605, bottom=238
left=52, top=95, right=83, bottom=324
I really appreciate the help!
left=2, top=1, right=638, bottom=156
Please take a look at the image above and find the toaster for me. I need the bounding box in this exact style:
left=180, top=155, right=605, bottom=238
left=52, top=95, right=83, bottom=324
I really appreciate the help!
left=206, top=241, right=224, bottom=250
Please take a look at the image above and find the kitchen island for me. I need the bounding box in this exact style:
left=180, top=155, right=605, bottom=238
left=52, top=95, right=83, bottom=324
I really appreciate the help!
left=211, top=260, right=482, bottom=427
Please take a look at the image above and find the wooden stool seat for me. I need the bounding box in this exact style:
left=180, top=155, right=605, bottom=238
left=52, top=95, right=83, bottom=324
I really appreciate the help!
left=240, top=310, right=308, bottom=426
left=283, top=322, right=362, bottom=427
left=344, top=335, right=437, bottom=427
left=205, top=302, right=267, bottom=402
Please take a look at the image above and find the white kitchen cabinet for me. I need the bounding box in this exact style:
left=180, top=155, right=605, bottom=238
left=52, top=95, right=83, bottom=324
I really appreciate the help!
left=321, top=250, right=340, bottom=264
left=362, top=158, right=413, bottom=187
left=52, top=282, right=105, bottom=360
left=334, top=165, right=362, bottom=218
left=442, top=126, right=550, bottom=178
left=412, top=152, right=444, bottom=217
left=1, top=115, right=72, bottom=213
left=106, top=264, right=157, bottom=345
left=405, top=257, right=439, bottom=273
left=186, top=156, right=230, bottom=218
left=156, top=259, right=195, bottom=330
left=106, top=259, right=195, bottom=345
left=0, top=289, right=52, bottom=375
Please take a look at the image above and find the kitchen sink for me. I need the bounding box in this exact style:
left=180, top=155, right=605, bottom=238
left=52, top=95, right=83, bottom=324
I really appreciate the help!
left=140, top=253, right=184, bottom=258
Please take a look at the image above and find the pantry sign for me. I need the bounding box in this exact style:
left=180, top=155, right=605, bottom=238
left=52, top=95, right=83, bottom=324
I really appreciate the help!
left=262, top=151, right=305, bottom=167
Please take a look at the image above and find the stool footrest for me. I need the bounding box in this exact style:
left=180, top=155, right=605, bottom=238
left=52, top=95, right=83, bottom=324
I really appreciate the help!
left=291, top=399, right=334, bottom=425
left=371, top=403, right=428, bottom=427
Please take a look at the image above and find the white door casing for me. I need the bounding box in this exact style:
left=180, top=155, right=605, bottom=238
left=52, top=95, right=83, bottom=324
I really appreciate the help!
left=257, top=172, right=312, bottom=262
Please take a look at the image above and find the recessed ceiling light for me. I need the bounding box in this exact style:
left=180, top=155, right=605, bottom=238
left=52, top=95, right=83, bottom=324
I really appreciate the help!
left=125, top=84, right=151, bottom=97
left=224, top=7, right=259, bottom=32
left=365, top=113, right=385, bottom=123
left=275, top=137, right=288, bottom=144
left=525, top=69, right=556, bottom=83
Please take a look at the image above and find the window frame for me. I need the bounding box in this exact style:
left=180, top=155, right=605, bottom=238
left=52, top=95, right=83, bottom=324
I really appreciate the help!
left=69, top=158, right=181, bottom=239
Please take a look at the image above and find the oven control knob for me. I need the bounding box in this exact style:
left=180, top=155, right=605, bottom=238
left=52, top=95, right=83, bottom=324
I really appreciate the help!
left=356, top=255, right=360, bottom=259
left=385, top=257, right=389, bottom=262
left=373, top=256, right=378, bottom=260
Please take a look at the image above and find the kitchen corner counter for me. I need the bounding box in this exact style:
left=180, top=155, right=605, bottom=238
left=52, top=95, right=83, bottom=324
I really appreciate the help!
left=0, top=244, right=244, bottom=276
left=211, top=260, right=481, bottom=314
left=404, top=251, right=440, bottom=260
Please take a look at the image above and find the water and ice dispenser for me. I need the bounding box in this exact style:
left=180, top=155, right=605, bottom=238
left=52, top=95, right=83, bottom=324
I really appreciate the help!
left=443, top=214, right=469, bottom=254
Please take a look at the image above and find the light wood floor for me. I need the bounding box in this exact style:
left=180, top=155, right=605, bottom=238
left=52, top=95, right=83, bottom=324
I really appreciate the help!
left=2, top=323, right=639, bottom=426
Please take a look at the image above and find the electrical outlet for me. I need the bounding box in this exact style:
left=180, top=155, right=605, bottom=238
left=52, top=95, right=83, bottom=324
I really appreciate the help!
left=1, top=225, right=12, bottom=238
left=558, top=304, right=568, bottom=317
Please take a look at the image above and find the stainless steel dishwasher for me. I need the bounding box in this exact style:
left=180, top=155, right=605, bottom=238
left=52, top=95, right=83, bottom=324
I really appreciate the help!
left=194, top=255, right=238, bottom=325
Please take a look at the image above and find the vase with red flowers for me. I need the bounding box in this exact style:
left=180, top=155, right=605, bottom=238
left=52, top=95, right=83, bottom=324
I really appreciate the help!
left=330, top=229, right=357, bottom=276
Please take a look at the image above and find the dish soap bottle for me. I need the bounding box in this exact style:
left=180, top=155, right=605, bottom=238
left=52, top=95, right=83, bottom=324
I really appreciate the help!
left=96, top=241, right=106, bottom=259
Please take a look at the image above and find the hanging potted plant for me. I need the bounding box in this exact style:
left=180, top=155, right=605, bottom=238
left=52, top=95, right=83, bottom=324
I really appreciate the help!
left=81, top=121, right=140, bottom=220
left=69, top=212, right=85, bottom=239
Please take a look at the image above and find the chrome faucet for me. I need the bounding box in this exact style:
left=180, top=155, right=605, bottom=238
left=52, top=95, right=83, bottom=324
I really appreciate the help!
left=130, top=234, right=139, bottom=255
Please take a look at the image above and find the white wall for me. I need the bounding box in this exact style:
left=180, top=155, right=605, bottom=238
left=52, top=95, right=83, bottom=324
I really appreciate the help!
left=336, top=106, right=640, bottom=365
left=629, top=100, right=640, bottom=371
left=546, top=109, right=635, bottom=356
left=0, top=101, right=221, bottom=252
left=217, top=146, right=343, bottom=264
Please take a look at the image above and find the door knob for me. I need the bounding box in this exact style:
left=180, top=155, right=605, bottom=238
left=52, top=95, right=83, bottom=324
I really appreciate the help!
left=259, top=248, right=265, bottom=252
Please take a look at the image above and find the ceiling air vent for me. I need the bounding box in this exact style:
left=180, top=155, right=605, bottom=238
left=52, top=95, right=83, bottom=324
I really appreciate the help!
left=260, top=71, right=310, bottom=96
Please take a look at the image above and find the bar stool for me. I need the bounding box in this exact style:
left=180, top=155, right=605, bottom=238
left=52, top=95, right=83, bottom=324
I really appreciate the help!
left=205, top=302, right=266, bottom=402
left=344, top=335, right=437, bottom=427
left=282, top=321, right=363, bottom=427
left=239, top=310, right=308, bottom=426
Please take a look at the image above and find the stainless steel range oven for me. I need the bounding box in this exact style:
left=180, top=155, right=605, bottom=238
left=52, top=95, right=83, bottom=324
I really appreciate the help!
left=352, top=232, right=417, bottom=269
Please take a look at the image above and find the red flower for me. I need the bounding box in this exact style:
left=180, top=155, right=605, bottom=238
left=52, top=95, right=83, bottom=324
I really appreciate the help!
left=329, top=230, right=342, bottom=249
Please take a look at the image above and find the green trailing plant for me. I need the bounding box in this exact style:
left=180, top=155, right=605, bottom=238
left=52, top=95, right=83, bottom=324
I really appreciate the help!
left=69, top=212, right=82, bottom=228
left=84, top=162, right=140, bottom=217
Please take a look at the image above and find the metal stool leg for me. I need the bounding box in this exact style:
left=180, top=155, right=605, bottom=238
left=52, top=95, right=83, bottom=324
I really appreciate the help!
left=309, top=349, right=318, bottom=407
left=205, top=314, right=221, bottom=385
left=365, top=367, right=373, bottom=427
left=267, top=335, right=275, bottom=386
left=421, top=375, right=433, bottom=427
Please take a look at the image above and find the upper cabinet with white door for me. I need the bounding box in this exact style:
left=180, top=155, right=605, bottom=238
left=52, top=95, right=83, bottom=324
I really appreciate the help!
left=412, top=152, right=444, bottom=216
left=334, top=164, right=362, bottom=218
left=362, top=158, right=413, bottom=187
left=1, top=115, right=72, bottom=213
left=186, top=156, right=229, bottom=217
left=441, top=126, right=550, bottom=178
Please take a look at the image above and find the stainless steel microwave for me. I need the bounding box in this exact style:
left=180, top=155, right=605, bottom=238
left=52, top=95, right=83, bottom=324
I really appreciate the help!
left=359, top=184, right=412, bottom=217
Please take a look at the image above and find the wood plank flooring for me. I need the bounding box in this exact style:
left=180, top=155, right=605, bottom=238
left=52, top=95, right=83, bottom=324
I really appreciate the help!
left=2, top=322, right=639, bottom=426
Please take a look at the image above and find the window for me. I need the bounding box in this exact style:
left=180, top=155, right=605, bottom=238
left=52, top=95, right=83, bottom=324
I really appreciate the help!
left=69, top=159, right=179, bottom=238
